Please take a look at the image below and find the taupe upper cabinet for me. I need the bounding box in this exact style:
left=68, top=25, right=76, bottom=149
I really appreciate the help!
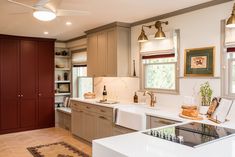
left=86, top=22, right=131, bottom=77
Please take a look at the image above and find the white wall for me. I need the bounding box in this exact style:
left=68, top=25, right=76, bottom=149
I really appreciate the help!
left=131, top=1, right=233, bottom=108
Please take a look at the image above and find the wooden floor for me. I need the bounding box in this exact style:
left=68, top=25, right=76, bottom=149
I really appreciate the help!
left=0, top=127, right=92, bottom=157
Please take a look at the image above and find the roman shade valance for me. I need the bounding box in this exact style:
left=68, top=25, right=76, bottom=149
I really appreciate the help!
left=72, top=48, right=87, bottom=64
left=227, top=47, right=235, bottom=52
left=225, top=27, right=235, bottom=46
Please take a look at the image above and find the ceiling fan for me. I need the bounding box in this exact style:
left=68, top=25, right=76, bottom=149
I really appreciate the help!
left=7, top=0, right=90, bottom=21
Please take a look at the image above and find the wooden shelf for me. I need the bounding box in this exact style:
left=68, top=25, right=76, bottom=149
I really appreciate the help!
left=55, top=68, right=71, bottom=71
left=55, top=93, right=71, bottom=96
left=55, top=56, right=70, bottom=59
left=55, top=80, right=70, bottom=83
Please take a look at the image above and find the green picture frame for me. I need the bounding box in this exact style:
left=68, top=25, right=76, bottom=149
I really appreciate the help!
left=184, top=47, right=215, bottom=77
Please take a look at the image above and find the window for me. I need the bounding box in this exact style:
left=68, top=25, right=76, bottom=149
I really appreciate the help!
left=71, top=49, right=93, bottom=98
left=222, top=20, right=235, bottom=97
left=140, top=30, right=179, bottom=94
left=226, top=49, right=235, bottom=95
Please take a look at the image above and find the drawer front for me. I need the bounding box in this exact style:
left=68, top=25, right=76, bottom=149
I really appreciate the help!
left=96, top=106, right=113, bottom=117
left=70, top=102, right=82, bottom=111
left=80, top=103, right=98, bottom=113
left=70, top=101, right=113, bottom=117
left=113, top=125, right=135, bottom=135
left=150, top=116, right=180, bottom=128
left=97, top=114, right=113, bottom=122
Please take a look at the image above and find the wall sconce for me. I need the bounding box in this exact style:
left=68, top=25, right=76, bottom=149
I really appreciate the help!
left=227, top=3, right=235, bottom=28
left=138, top=21, right=168, bottom=42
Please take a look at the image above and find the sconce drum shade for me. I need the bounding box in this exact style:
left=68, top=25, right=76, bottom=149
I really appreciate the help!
left=155, top=27, right=166, bottom=39
left=227, top=14, right=235, bottom=28
left=138, top=29, right=148, bottom=42
left=226, top=3, right=235, bottom=28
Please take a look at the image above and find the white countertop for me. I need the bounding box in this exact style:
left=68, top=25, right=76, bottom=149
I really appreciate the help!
left=93, top=125, right=235, bottom=157
left=70, top=98, right=235, bottom=157
left=70, top=98, right=235, bottom=128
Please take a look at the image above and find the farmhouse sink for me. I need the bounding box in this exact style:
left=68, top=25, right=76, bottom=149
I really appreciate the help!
left=115, top=106, right=147, bottom=131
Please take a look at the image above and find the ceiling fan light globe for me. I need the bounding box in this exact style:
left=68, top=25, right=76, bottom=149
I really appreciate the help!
left=33, top=10, right=56, bottom=21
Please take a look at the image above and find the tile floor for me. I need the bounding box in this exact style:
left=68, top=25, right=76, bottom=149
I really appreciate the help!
left=0, top=127, right=92, bottom=157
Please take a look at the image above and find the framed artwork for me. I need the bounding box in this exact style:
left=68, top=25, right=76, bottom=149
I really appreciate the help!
left=58, top=83, right=70, bottom=93
left=184, top=47, right=215, bottom=77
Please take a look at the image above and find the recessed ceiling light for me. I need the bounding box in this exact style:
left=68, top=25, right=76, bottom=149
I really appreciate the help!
left=66, top=21, right=72, bottom=26
left=44, top=31, right=49, bottom=35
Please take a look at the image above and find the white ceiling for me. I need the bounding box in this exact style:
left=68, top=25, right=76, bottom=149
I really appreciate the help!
left=0, top=0, right=212, bottom=41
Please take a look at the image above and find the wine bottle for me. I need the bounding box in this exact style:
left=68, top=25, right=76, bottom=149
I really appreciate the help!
left=103, top=85, right=107, bottom=101
left=134, top=92, right=138, bottom=103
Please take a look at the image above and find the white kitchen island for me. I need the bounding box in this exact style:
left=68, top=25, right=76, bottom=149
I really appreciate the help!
left=93, top=121, right=235, bottom=157
left=70, top=98, right=235, bottom=157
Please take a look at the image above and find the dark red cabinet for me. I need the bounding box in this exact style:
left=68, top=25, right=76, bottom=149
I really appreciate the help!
left=38, top=41, right=55, bottom=128
left=20, top=40, right=38, bottom=129
left=0, top=38, right=20, bottom=131
left=0, top=35, right=55, bottom=134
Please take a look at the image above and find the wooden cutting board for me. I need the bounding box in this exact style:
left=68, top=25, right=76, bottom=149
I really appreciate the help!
left=179, top=113, right=203, bottom=120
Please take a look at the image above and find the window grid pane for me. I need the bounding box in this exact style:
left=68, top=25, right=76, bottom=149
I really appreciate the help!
left=144, top=63, right=176, bottom=90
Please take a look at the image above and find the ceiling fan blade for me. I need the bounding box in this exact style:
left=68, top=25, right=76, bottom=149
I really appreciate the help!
left=34, top=0, right=51, bottom=7
left=44, top=0, right=62, bottom=12
left=56, top=9, right=90, bottom=16
left=7, top=0, right=37, bottom=10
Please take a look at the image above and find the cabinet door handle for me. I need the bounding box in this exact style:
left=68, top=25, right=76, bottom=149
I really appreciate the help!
left=21, top=94, right=23, bottom=97
left=38, top=93, right=42, bottom=96
left=99, top=116, right=108, bottom=120
left=100, top=109, right=105, bottom=113
left=154, top=120, right=174, bottom=125
left=18, top=94, right=21, bottom=98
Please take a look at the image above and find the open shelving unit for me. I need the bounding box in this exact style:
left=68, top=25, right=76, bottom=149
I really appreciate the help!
left=54, top=46, right=72, bottom=105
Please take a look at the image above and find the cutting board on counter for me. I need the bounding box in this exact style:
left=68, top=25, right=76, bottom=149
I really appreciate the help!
left=179, top=113, right=203, bottom=120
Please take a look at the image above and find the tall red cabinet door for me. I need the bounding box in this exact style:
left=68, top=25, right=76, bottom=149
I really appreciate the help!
left=38, top=40, right=55, bottom=128
left=20, top=40, right=37, bottom=129
left=0, top=38, right=20, bottom=131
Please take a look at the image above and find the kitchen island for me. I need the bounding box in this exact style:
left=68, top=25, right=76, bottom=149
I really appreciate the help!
left=93, top=121, right=235, bottom=157
left=70, top=98, right=235, bottom=157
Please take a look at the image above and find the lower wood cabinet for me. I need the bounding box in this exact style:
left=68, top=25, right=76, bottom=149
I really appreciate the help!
left=95, top=114, right=113, bottom=139
left=83, top=111, right=97, bottom=142
left=71, top=101, right=122, bottom=142
left=113, top=125, right=134, bottom=136
left=71, top=108, right=84, bottom=137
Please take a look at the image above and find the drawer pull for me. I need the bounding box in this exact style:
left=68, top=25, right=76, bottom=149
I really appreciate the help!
left=154, top=120, right=174, bottom=125
left=100, top=109, right=106, bottom=112
left=99, top=116, right=108, bottom=120
left=79, top=111, right=83, bottom=113
left=86, top=106, right=90, bottom=109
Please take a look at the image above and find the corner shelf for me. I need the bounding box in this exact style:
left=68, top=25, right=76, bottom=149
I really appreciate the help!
left=55, top=93, right=71, bottom=96
left=55, top=68, right=71, bottom=71
left=55, top=56, right=70, bottom=59
left=55, top=80, right=71, bottom=83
